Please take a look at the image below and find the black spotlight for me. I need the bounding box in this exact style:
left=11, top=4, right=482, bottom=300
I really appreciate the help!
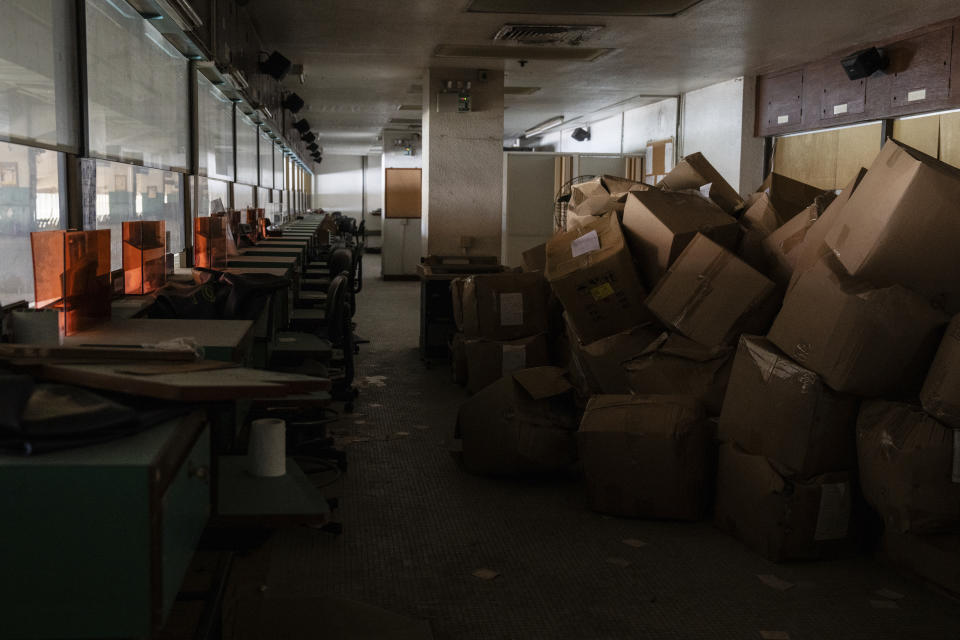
left=282, top=92, right=305, bottom=114
left=307, top=142, right=319, bottom=152
left=260, top=51, right=292, bottom=81
left=301, top=132, right=316, bottom=144
left=293, top=119, right=311, bottom=134
left=841, top=47, right=889, bottom=80
left=571, top=127, right=591, bottom=142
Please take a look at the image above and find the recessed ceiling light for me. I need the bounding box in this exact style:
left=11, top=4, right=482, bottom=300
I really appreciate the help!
left=435, top=44, right=611, bottom=61
left=467, top=0, right=705, bottom=16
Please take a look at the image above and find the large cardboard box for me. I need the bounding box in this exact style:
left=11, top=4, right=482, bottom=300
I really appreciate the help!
left=565, top=176, right=649, bottom=231
left=621, top=190, right=740, bottom=288
left=644, top=234, right=776, bottom=349
left=756, top=172, right=827, bottom=221
left=579, top=395, right=713, bottom=520
left=882, top=530, right=960, bottom=598
left=565, top=315, right=661, bottom=395
left=921, top=314, right=960, bottom=428
left=718, top=336, right=859, bottom=478
left=715, top=443, right=853, bottom=561
left=768, top=256, right=948, bottom=396
left=545, top=213, right=649, bottom=344
left=644, top=139, right=674, bottom=184
left=623, top=332, right=733, bottom=416
left=789, top=169, right=868, bottom=292
left=825, top=140, right=960, bottom=312
left=856, top=400, right=960, bottom=534
left=737, top=193, right=785, bottom=273
left=521, top=242, right=547, bottom=273
left=464, top=333, right=550, bottom=395
left=459, top=271, right=549, bottom=341
left=761, top=192, right=836, bottom=286
left=457, top=366, right=578, bottom=475
left=659, top=152, right=745, bottom=215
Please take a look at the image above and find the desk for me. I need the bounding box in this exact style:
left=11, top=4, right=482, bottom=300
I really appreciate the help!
left=227, top=254, right=299, bottom=270
left=0, top=412, right=209, bottom=639
left=64, top=318, right=254, bottom=363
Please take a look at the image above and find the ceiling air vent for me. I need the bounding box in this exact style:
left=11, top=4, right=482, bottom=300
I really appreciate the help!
left=493, top=24, right=602, bottom=45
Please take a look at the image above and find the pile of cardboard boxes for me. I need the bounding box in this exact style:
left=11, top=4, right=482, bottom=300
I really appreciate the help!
left=452, top=140, right=960, bottom=593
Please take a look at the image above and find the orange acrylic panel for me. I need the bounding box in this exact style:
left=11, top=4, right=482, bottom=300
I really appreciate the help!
left=122, top=220, right=166, bottom=295
left=31, top=230, right=112, bottom=335
left=194, top=216, right=226, bottom=269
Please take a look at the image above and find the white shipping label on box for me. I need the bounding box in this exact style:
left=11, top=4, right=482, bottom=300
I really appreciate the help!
left=953, top=430, right=960, bottom=484
left=501, top=344, right=527, bottom=375
left=699, top=183, right=713, bottom=199
left=777, top=115, right=790, bottom=125
left=814, top=482, right=851, bottom=541
left=499, top=292, right=524, bottom=326
left=664, top=142, right=675, bottom=171
left=645, top=144, right=654, bottom=162
left=571, top=230, right=601, bottom=258
left=833, top=103, right=848, bottom=115
left=908, top=89, right=927, bottom=102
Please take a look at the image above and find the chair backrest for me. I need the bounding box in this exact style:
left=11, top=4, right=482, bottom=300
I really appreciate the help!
left=324, top=274, right=349, bottom=343
left=328, top=247, right=353, bottom=280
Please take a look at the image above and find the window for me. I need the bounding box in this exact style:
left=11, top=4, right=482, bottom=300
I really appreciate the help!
left=85, top=159, right=184, bottom=270
left=233, top=182, right=255, bottom=211
left=0, top=141, right=67, bottom=304
left=198, top=75, right=234, bottom=181
left=259, top=130, right=273, bottom=188
left=235, top=112, right=258, bottom=186
left=273, top=144, right=283, bottom=190
left=0, top=1, right=80, bottom=151
left=85, top=0, right=189, bottom=171
left=196, top=176, right=230, bottom=217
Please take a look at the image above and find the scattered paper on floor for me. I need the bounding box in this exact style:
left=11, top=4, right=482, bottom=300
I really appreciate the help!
left=472, top=568, right=499, bottom=580
left=757, top=574, right=795, bottom=591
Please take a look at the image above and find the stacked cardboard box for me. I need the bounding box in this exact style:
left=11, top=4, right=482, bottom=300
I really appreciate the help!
left=450, top=270, right=551, bottom=394
left=565, top=175, right=648, bottom=231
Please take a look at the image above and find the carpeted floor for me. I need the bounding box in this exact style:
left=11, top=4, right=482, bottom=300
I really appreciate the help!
left=234, top=253, right=960, bottom=640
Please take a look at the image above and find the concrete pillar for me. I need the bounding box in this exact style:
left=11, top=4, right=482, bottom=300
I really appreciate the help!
left=422, top=67, right=504, bottom=258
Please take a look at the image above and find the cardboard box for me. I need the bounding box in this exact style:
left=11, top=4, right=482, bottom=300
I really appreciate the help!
left=761, top=192, right=836, bottom=286
left=568, top=177, right=613, bottom=219
left=789, top=168, right=868, bottom=292
left=545, top=213, right=650, bottom=344
left=450, top=333, right=469, bottom=385
left=882, top=530, right=960, bottom=598
left=718, top=336, right=859, bottom=478
left=459, top=271, right=549, bottom=341
left=579, top=395, right=713, bottom=520
left=756, top=172, right=827, bottom=221
left=457, top=366, right=578, bottom=475
left=521, top=242, right=547, bottom=273
left=565, top=315, right=661, bottom=395
left=602, top=175, right=648, bottom=201
left=464, top=333, right=550, bottom=395
left=644, top=139, right=674, bottom=180
left=768, top=256, right=948, bottom=396
left=621, top=190, right=740, bottom=288
left=921, top=314, right=960, bottom=428
left=825, top=140, right=960, bottom=312
left=450, top=277, right=466, bottom=332
left=856, top=400, right=960, bottom=534
left=715, top=443, right=853, bottom=561
left=623, top=332, right=733, bottom=416
left=659, top=152, right=745, bottom=215
left=644, top=234, right=776, bottom=349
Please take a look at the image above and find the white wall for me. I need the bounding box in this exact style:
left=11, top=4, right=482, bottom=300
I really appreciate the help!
left=314, top=154, right=363, bottom=220
left=502, top=153, right=557, bottom=267
left=364, top=153, right=383, bottom=249
left=623, top=99, right=678, bottom=153
left=680, top=77, right=764, bottom=195
left=381, top=128, right=422, bottom=276
left=560, top=114, right=623, bottom=154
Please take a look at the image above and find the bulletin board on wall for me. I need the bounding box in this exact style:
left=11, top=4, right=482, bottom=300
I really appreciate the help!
left=385, top=168, right=422, bottom=218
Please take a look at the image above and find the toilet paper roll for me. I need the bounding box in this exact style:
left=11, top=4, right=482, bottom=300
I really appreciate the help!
left=248, top=418, right=286, bottom=477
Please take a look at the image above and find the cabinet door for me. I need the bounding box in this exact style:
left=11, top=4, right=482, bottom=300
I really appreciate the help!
left=757, top=70, right=805, bottom=136
left=811, top=59, right=868, bottom=123
left=888, top=26, right=953, bottom=113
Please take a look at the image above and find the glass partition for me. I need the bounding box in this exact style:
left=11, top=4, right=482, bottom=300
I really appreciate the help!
left=235, top=112, right=258, bottom=186
left=233, top=182, right=255, bottom=211
left=273, top=144, right=283, bottom=190
left=198, top=74, right=234, bottom=181
left=259, top=130, right=273, bottom=188
left=0, top=141, right=67, bottom=304
left=197, top=176, right=230, bottom=217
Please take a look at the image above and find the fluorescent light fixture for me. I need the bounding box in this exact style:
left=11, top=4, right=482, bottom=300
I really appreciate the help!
left=524, top=116, right=564, bottom=137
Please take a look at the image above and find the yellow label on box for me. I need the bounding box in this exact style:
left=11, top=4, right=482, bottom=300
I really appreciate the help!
left=590, top=283, right=614, bottom=301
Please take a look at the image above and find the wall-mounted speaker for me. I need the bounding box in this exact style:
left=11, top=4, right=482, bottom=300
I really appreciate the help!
left=293, top=119, right=311, bottom=133
left=260, top=51, right=292, bottom=81
left=571, top=127, right=591, bottom=142
left=282, top=93, right=305, bottom=113
left=301, top=132, right=316, bottom=144
left=307, top=142, right=319, bottom=152
left=841, top=47, right=889, bottom=80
